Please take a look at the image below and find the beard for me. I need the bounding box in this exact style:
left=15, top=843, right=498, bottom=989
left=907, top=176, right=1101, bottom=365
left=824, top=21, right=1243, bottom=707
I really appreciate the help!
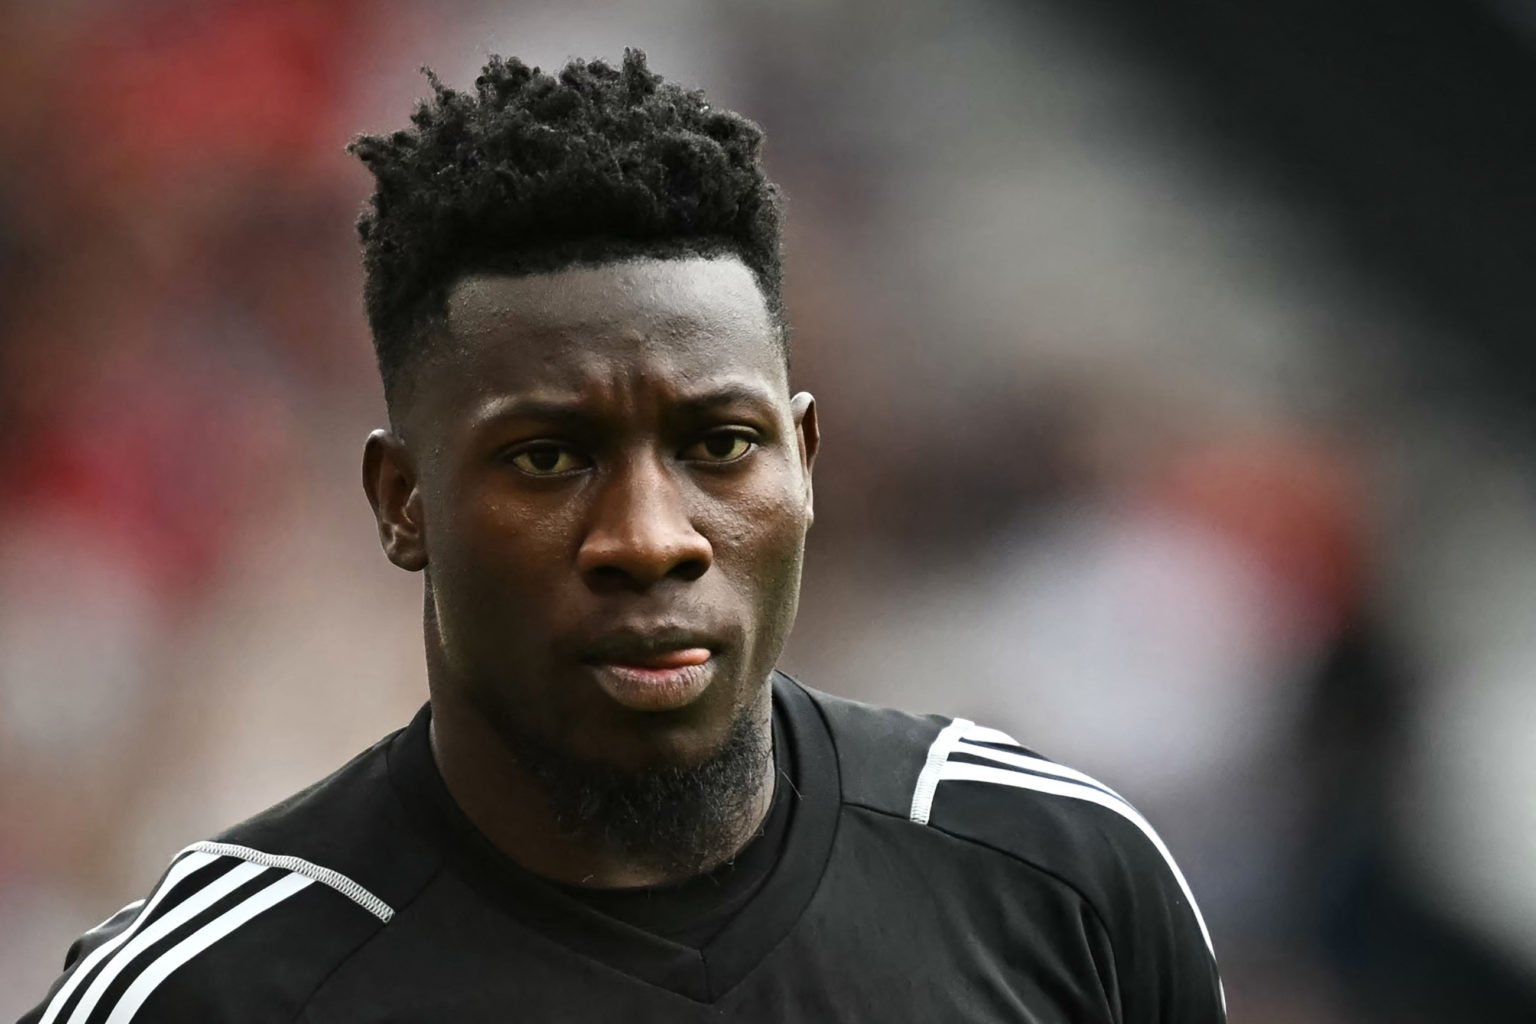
left=487, top=705, right=773, bottom=879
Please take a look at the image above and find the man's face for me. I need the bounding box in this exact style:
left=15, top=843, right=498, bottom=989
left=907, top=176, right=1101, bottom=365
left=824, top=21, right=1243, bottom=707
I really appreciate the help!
left=368, top=256, right=818, bottom=775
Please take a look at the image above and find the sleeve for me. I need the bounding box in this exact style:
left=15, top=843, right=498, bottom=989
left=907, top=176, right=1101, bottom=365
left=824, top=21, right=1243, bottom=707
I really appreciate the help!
left=16, top=899, right=146, bottom=1024
left=893, top=712, right=1226, bottom=1023
left=1098, top=813, right=1227, bottom=1024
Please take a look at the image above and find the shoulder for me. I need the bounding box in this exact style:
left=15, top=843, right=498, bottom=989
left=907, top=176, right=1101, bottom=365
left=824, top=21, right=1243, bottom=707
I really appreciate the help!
left=803, top=685, right=1222, bottom=1009
left=801, top=680, right=1159, bottom=876
left=907, top=716, right=1213, bottom=950
left=798, top=683, right=953, bottom=815
left=21, top=723, right=441, bottom=1024
left=209, top=721, right=439, bottom=914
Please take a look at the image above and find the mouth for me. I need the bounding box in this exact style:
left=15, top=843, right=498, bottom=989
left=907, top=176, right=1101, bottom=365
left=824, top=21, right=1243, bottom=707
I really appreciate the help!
left=580, top=630, right=721, bottom=712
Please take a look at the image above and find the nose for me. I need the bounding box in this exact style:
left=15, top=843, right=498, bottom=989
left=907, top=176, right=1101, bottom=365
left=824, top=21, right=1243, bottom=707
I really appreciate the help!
left=576, top=454, right=713, bottom=590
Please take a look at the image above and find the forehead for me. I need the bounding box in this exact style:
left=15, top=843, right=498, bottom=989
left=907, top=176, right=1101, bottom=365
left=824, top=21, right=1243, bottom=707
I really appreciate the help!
left=431, top=256, right=783, bottom=391
left=448, top=255, right=774, bottom=341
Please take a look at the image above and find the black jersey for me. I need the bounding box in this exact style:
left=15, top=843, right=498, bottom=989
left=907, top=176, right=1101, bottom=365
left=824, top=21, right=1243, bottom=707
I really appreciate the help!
left=20, top=674, right=1225, bottom=1023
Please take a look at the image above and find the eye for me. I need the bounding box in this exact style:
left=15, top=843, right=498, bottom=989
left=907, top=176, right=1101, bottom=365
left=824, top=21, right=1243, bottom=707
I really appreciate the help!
left=683, top=431, right=757, bottom=464
left=507, top=443, right=590, bottom=477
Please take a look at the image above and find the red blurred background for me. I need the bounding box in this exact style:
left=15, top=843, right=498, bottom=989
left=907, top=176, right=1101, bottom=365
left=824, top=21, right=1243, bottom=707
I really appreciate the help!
left=4, top=2, right=1534, bottom=1021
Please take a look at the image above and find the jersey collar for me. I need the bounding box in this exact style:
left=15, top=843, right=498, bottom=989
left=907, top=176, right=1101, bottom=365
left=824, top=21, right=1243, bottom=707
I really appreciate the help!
left=387, top=671, right=840, bottom=1003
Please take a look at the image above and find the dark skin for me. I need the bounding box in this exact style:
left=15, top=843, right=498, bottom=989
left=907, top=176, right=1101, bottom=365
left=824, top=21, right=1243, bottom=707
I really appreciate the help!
left=363, top=256, right=819, bottom=888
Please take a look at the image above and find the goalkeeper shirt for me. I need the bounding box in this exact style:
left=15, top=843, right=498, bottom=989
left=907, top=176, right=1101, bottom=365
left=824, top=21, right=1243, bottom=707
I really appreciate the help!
left=20, top=672, right=1226, bottom=1023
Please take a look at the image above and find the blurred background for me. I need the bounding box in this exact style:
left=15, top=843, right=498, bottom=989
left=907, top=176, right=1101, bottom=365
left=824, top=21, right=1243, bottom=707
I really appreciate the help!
left=3, top=0, right=1534, bottom=1019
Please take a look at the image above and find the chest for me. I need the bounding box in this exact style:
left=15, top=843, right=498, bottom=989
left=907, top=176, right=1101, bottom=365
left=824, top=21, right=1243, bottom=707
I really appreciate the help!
left=302, top=821, right=1117, bottom=1024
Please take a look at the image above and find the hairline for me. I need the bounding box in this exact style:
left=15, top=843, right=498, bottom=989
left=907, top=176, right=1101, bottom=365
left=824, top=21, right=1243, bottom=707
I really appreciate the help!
left=383, top=251, right=790, bottom=425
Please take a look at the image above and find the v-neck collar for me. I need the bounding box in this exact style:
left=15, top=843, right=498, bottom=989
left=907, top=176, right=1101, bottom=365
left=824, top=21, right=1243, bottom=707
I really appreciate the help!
left=386, top=672, right=841, bottom=1003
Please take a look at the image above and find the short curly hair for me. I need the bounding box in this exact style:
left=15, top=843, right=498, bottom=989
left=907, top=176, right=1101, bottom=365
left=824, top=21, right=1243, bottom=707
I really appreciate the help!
left=348, top=49, right=785, bottom=404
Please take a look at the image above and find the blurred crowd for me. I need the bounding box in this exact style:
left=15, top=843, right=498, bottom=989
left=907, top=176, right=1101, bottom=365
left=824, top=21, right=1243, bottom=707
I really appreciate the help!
left=2, top=2, right=1533, bottom=1021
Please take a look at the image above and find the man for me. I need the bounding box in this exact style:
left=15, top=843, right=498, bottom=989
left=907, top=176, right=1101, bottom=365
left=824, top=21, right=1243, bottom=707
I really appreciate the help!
left=22, top=51, right=1225, bottom=1022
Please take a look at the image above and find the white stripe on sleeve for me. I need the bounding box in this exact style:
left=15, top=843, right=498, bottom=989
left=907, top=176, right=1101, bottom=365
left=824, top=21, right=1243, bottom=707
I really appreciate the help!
left=909, top=718, right=972, bottom=825
left=188, top=841, right=393, bottom=922
left=37, top=851, right=216, bottom=1024
left=104, top=873, right=314, bottom=1024
left=951, top=740, right=1130, bottom=804
left=64, top=862, right=268, bottom=1024
left=936, top=760, right=1215, bottom=959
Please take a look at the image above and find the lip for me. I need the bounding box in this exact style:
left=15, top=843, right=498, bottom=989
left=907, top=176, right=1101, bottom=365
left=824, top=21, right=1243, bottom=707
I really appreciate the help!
left=586, top=656, right=715, bottom=712
left=580, top=627, right=723, bottom=712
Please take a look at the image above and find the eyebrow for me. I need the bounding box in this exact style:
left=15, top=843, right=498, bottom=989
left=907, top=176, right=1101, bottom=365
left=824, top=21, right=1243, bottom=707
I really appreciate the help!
left=669, top=383, right=779, bottom=416
left=468, top=383, right=780, bottom=430
left=469, top=395, right=595, bottom=430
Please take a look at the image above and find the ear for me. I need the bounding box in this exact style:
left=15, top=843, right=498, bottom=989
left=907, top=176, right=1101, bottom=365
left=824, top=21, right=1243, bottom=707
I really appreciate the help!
left=363, top=429, right=428, bottom=572
left=790, top=392, right=819, bottom=527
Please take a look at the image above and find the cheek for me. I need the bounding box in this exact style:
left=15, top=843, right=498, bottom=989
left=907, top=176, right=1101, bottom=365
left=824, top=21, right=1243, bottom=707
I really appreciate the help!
left=428, top=482, right=578, bottom=624
left=705, top=476, right=810, bottom=598
left=438, top=469, right=577, bottom=559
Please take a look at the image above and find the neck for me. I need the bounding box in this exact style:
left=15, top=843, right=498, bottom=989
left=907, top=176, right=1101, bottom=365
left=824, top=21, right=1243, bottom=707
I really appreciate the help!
left=428, top=694, right=776, bottom=889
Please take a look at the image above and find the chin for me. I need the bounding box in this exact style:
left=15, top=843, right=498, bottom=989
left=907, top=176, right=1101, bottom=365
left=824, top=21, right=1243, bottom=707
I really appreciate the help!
left=497, top=695, right=772, bottom=870
left=586, top=703, right=745, bottom=775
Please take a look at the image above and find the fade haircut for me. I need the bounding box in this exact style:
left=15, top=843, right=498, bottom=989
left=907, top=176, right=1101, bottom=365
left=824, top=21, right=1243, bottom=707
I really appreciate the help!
left=348, top=49, right=785, bottom=406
